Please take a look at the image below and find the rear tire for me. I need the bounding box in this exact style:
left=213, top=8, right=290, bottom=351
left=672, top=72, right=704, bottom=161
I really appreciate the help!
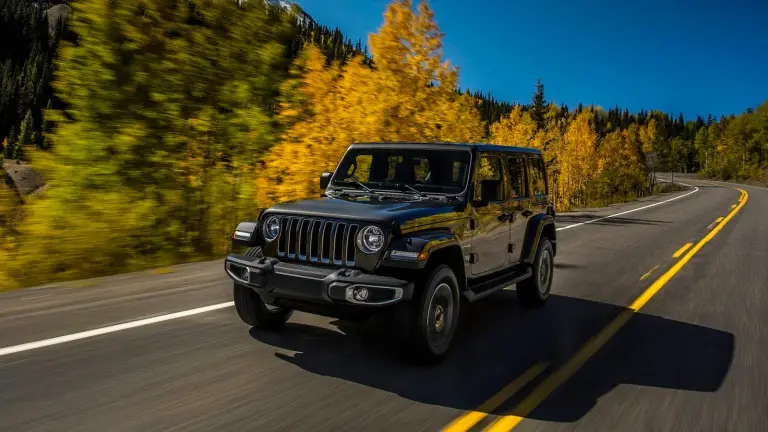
left=233, top=246, right=292, bottom=330
left=517, top=237, right=554, bottom=307
left=393, top=264, right=461, bottom=365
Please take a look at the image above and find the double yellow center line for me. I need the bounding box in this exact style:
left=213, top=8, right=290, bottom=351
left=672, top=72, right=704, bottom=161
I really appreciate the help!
left=444, top=187, right=749, bottom=432
left=443, top=362, right=549, bottom=431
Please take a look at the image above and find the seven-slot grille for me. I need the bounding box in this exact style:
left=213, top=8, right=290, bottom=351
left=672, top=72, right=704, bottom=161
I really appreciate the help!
left=276, top=216, right=359, bottom=266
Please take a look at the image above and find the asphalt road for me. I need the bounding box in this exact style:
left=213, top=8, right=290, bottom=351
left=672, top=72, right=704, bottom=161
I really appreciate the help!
left=1, top=175, right=766, bottom=432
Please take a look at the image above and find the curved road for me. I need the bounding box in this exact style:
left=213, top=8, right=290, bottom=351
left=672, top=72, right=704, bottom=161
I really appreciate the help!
left=1, top=175, right=767, bottom=432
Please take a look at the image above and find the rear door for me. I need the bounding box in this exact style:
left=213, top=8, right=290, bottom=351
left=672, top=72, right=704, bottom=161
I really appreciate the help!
left=505, top=154, right=532, bottom=264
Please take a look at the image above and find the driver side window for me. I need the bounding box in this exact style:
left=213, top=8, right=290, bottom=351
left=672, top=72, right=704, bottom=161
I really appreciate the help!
left=343, top=154, right=372, bottom=182
left=474, top=154, right=503, bottom=202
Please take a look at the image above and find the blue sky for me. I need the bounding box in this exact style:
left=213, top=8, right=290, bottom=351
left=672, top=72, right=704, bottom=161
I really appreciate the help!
left=297, top=0, right=768, bottom=121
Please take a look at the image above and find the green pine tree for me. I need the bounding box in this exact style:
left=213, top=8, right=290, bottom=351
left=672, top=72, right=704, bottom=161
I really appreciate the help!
left=14, top=109, right=34, bottom=160
left=19, top=109, right=34, bottom=146
left=530, top=77, right=547, bottom=130
left=4, top=127, right=17, bottom=159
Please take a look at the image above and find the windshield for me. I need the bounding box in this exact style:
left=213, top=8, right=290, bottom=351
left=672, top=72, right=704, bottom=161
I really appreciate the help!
left=331, top=147, right=472, bottom=195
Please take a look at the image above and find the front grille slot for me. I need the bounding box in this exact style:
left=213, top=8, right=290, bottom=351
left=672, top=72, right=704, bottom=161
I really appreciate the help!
left=309, top=220, right=321, bottom=261
left=287, top=218, right=300, bottom=258
left=276, top=216, right=358, bottom=267
left=321, top=221, right=333, bottom=263
left=298, top=219, right=310, bottom=259
left=333, top=223, right=345, bottom=264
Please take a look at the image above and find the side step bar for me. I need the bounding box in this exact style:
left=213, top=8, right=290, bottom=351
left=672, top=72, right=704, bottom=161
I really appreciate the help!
left=463, top=267, right=532, bottom=303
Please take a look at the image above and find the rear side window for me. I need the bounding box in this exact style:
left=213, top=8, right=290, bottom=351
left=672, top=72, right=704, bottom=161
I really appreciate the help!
left=528, top=157, right=547, bottom=196
left=506, top=157, right=528, bottom=198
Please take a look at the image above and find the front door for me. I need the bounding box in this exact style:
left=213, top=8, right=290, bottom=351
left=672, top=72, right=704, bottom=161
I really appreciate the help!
left=505, top=155, right=532, bottom=264
left=470, top=153, right=509, bottom=276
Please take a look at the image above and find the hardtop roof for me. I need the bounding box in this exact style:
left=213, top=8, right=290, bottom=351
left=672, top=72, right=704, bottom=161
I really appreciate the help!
left=349, top=141, right=543, bottom=155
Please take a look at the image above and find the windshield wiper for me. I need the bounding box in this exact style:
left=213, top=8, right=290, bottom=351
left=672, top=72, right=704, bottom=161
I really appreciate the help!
left=333, top=181, right=378, bottom=194
left=377, top=183, right=426, bottom=198
left=425, top=194, right=462, bottom=202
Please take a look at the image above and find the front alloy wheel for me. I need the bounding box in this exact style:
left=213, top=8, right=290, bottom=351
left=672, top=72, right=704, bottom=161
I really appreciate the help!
left=395, top=264, right=461, bottom=365
left=427, top=282, right=455, bottom=348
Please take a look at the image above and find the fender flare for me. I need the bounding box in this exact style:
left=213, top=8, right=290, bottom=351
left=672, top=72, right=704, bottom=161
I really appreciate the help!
left=231, top=209, right=266, bottom=248
left=520, top=214, right=557, bottom=264
left=384, top=229, right=464, bottom=268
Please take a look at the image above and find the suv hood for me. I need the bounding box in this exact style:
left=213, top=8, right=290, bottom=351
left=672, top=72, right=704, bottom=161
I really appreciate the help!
left=264, top=195, right=463, bottom=226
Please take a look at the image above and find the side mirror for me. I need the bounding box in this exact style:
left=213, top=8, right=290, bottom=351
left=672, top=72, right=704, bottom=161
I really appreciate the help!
left=319, top=172, right=332, bottom=189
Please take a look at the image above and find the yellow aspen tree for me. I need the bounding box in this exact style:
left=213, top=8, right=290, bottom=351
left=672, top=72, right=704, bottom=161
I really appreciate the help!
left=436, top=92, right=486, bottom=142
left=489, top=106, right=537, bottom=148
left=561, top=111, right=599, bottom=207
left=640, top=118, right=658, bottom=154
left=257, top=0, right=484, bottom=206
left=596, top=130, right=625, bottom=198
left=538, top=104, right=566, bottom=207
left=257, top=45, right=346, bottom=206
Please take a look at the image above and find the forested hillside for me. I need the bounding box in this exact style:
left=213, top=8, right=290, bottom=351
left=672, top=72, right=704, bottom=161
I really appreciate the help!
left=0, top=0, right=765, bottom=290
left=0, top=0, right=70, bottom=161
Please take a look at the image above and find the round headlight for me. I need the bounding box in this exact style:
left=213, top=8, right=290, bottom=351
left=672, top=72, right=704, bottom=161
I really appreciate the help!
left=357, top=225, right=384, bottom=254
left=262, top=216, right=280, bottom=241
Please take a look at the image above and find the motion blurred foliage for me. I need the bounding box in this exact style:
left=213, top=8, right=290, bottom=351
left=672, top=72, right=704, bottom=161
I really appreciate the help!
left=1, top=0, right=766, bottom=290
left=1, top=0, right=295, bottom=288
left=1, top=164, right=23, bottom=289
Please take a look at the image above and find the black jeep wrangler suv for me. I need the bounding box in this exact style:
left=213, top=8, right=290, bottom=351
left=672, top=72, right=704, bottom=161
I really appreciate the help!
left=225, top=142, right=557, bottom=364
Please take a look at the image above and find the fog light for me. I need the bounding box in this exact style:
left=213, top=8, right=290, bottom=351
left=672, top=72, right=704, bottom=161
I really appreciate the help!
left=352, top=287, right=369, bottom=302
left=241, top=267, right=250, bottom=283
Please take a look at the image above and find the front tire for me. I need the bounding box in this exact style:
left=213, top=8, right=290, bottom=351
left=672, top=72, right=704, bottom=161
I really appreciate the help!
left=517, top=237, right=554, bottom=307
left=233, top=283, right=293, bottom=330
left=233, top=246, right=293, bottom=330
left=394, top=264, right=461, bottom=365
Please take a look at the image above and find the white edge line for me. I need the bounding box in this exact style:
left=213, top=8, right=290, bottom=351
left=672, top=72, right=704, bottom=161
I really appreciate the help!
left=556, top=182, right=699, bottom=231
left=1, top=182, right=704, bottom=357
left=0, top=302, right=234, bottom=357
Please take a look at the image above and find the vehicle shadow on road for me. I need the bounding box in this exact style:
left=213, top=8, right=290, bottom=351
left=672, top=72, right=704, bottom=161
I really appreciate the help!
left=249, top=291, right=734, bottom=423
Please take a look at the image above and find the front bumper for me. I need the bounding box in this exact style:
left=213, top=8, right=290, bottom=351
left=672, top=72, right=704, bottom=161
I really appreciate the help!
left=224, top=253, right=414, bottom=308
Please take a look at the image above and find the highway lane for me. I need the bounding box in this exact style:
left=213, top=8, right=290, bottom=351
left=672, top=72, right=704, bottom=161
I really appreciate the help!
left=499, top=176, right=768, bottom=432
left=0, top=178, right=763, bottom=432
